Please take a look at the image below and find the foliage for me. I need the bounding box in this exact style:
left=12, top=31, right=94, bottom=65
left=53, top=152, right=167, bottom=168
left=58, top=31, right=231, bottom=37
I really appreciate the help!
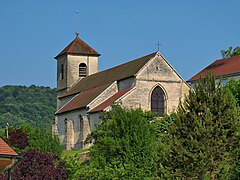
left=9, top=127, right=29, bottom=149
left=0, top=149, right=68, bottom=180
left=20, top=124, right=63, bottom=156
left=157, top=74, right=240, bottom=179
left=63, top=152, right=88, bottom=180
left=0, top=125, right=63, bottom=156
left=221, top=46, right=240, bottom=58
left=79, top=106, right=158, bottom=179
left=225, top=78, right=240, bottom=105
left=0, top=85, right=56, bottom=127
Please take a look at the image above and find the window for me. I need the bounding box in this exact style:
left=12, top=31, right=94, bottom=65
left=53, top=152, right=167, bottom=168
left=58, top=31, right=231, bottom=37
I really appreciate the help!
left=60, top=64, right=64, bottom=80
left=79, top=63, right=87, bottom=77
left=151, top=86, right=165, bottom=116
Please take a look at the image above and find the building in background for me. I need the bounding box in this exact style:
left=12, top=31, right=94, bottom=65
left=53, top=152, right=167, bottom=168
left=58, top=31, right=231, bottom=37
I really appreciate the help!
left=188, top=56, right=240, bottom=86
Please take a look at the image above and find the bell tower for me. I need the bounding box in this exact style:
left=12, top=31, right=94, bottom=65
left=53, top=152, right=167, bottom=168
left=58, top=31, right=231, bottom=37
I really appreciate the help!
left=55, top=33, right=101, bottom=97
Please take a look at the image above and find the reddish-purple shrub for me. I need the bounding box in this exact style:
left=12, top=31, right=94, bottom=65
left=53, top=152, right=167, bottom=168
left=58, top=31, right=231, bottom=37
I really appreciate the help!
left=0, top=149, right=68, bottom=180
left=9, top=128, right=28, bottom=149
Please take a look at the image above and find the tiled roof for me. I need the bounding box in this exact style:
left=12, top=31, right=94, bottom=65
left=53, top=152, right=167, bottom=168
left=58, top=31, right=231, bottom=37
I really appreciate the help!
left=188, top=56, right=240, bottom=81
left=0, top=138, right=18, bottom=156
left=90, top=88, right=132, bottom=113
left=56, top=83, right=111, bottom=115
left=60, top=52, right=157, bottom=98
left=55, top=35, right=100, bottom=58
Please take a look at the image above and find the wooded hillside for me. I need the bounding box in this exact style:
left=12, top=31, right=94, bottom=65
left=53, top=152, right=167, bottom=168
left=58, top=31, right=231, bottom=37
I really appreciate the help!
left=0, top=85, right=56, bottom=127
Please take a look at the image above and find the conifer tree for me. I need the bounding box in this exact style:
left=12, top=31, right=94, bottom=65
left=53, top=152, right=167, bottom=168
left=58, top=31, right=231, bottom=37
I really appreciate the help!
left=158, top=74, right=240, bottom=179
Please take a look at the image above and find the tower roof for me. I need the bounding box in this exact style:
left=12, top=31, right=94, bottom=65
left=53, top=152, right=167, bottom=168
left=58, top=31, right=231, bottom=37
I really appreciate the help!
left=55, top=35, right=100, bottom=59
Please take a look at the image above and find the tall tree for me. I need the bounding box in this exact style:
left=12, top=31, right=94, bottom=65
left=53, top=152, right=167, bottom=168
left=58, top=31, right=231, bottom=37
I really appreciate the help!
left=158, top=74, right=240, bottom=179
left=221, top=46, right=240, bottom=58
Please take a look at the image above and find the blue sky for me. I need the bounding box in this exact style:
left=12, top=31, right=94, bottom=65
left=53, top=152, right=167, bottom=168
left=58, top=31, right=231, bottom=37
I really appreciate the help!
left=0, top=0, right=239, bottom=87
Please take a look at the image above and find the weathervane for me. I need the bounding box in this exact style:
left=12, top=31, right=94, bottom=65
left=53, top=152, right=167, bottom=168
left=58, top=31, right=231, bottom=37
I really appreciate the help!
left=156, top=41, right=161, bottom=51
left=74, top=10, right=80, bottom=36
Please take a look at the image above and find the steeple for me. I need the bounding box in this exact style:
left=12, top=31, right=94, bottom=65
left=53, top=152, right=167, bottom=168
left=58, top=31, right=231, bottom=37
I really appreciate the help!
left=55, top=35, right=100, bottom=97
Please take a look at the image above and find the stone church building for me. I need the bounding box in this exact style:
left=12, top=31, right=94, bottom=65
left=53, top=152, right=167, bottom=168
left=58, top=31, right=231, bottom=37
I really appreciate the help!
left=53, top=34, right=189, bottom=150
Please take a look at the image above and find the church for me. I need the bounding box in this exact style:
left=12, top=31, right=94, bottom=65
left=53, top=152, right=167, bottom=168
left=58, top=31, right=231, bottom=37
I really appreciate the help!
left=53, top=34, right=190, bottom=150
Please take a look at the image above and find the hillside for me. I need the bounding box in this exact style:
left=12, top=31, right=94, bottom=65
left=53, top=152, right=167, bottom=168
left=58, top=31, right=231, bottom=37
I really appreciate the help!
left=0, top=85, right=56, bottom=127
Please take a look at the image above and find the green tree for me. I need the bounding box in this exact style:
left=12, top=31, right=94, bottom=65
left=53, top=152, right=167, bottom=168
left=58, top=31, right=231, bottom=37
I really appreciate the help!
left=221, top=46, right=240, bottom=58
left=3, top=125, right=63, bottom=156
left=80, top=106, right=158, bottom=179
left=225, top=78, right=240, bottom=105
left=158, top=74, right=240, bottom=179
left=0, top=85, right=56, bottom=127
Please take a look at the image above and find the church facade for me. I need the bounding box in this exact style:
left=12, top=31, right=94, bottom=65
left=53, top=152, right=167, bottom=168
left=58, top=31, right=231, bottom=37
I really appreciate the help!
left=53, top=35, right=189, bottom=150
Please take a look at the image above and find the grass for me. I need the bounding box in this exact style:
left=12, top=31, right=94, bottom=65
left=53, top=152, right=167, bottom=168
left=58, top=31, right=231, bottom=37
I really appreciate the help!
left=62, top=148, right=89, bottom=158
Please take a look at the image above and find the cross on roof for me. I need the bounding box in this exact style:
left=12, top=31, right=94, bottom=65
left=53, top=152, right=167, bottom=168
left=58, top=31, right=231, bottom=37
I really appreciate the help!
left=156, top=41, right=161, bottom=51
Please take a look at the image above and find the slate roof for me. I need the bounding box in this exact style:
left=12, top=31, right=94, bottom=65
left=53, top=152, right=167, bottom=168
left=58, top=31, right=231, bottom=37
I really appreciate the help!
left=60, top=52, right=157, bottom=99
left=188, top=56, right=240, bottom=82
left=0, top=138, right=18, bottom=157
left=55, top=35, right=100, bottom=59
left=90, top=88, right=133, bottom=113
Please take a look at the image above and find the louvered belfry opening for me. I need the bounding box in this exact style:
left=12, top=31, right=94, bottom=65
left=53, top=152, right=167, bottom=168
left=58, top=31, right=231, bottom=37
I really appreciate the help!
left=151, top=86, right=165, bottom=116
left=79, top=63, right=87, bottom=77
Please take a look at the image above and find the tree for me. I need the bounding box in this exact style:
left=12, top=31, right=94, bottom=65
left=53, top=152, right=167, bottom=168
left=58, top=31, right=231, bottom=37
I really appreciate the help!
left=221, top=46, right=240, bottom=58
left=0, top=85, right=56, bottom=127
left=158, top=74, right=240, bottom=179
left=80, top=106, right=158, bottom=179
left=0, top=149, right=68, bottom=180
left=225, top=78, right=240, bottom=105
left=5, top=125, right=63, bottom=156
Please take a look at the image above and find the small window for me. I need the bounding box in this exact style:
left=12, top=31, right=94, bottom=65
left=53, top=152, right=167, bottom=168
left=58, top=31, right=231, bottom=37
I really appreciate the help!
left=151, top=86, right=165, bottom=116
left=79, top=63, right=87, bottom=77
left=60, top=64, right=64, bottom=80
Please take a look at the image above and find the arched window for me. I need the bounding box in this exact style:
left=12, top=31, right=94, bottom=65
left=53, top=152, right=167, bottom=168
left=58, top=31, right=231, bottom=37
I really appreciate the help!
left=60, top=64, right=64, bottom=80
left=79, top=63, right=87, bottom=77
left=151, top=86, right=165, bottom=116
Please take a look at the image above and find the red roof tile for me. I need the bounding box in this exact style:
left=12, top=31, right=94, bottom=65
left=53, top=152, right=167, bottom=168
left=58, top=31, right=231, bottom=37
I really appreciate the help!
left=0, top=138, right=18, bottom=156
left=188, top=56, right=240, bottom=81
left=90, top=88, right=132, bottom=113
left=55, top=35, right=100, bottom=58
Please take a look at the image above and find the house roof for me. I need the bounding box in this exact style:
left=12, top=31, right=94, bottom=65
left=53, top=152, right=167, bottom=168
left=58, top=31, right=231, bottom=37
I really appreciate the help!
left=56, top=83, right=111, bottom=115
left=60, top=52, right=157, bottom=99
left=90, top=88, right=132, bottom=113
left=188, top=56, right=240, bottom=82
left=0, top=138, right=18, bottom=157
left=55, top=35, right=100, bottom=59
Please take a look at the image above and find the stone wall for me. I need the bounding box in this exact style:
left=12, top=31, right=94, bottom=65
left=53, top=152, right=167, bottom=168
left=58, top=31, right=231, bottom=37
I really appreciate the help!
left=117, top=77, right=135, bottom=91
left=120, top=55, right=189, bottom=114
left=56, top=109, right=90, bottom=150
left=67, top=54, right=98, bottom=88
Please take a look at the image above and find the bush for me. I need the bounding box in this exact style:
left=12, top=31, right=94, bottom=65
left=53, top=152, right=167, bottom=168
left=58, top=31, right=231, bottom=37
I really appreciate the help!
left=0, top=149, right=68, bottom=180
left=80, top=106, right=158, bottom=179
